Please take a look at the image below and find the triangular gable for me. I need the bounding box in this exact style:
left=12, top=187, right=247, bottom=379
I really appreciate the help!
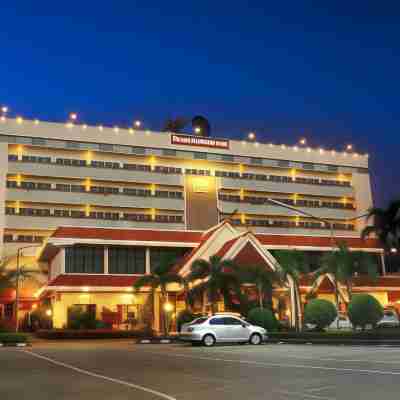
left=310, top=274, right=349, bottom=303
left=219, top=231, right=281, bottom=273
left=178, top=220, right=240, bottom=276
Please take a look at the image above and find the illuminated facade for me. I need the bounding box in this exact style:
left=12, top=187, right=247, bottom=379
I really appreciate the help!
left=0, top=116, right=392, bottom=330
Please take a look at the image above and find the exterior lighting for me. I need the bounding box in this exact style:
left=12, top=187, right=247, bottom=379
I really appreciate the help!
left=98, top=125, right=104, bottom=131
left=319, top=148, right=324, bottom=154
left=82, top=286, right=89, bottom=292
left=34, top=119, right=39, bottom=125
left=269, top=143, right=274, bottom=147
left=241, top=140, right=246, bottom=145
left=248, top=132, right=256, bottom=141
left=164, top=302, right=174, bottom=312
left=134, top=120, right=141, bottom=128
left=82, top=124, right=88, bottom=130
left=16, top=116, right=23, bottom=124
left=331, top=150, right=336, bottom=156
left=46, top=309, right=52, bottom=317
left=390, top=248, right=398, bottom=254
left=0, top=116, right=5, bottom=122
left=281, top=144, right=286, bottom=149
left=69, top=112, right=77, bottom=121
left=129, top=128, right=134, bottom=134
left=254, top=141, right=259, bottom=147
left=307, top=147, right=311, bottom=153
left=114, top=126, right=119, bottom=133
left=299, top=138, right=306, bottom=145
left=293, top=146, right=298, bottom=151
left=194, top=126, right=201, bottom=134
left=346, top=144, right=353, bottom=151
left=31, top=303, right=38, bottom=310
left=66, top=122, right=74, bottom=128
left=1, top=106, right=8, bottom=114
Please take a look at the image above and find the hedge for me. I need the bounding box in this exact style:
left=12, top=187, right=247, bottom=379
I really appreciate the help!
left=36, top=328, right=155, bottom=340
left=268, top=329, right=400, bottom=340
left=247, top=308, right=279, bottom=331
left=304, top=299, right=337, bottom=330
left=348, top=294, right=384, bottom=329
left=0, top=333, right=28, bottom=344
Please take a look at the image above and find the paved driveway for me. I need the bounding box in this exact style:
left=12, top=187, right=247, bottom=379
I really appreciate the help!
left=2, top=340, right=400, bottom=399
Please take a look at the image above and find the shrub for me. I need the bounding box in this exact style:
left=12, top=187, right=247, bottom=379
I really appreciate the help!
left=304, top=299, right=337, bottom=330
left=0, top=333, right=28, bottom=343
left=348, top=294, right=384, bottom=330
left=176, top=310, right=203, bottom=332
left=67, top=307, right=98, bottom=330
left=247, top=307, right=279, bottom=331
left=35, top=328, right=154, bottom=340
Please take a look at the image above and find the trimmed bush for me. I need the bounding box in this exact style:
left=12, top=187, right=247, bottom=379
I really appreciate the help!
left=247, top=307, right=279, bottom=331
left=0, top=333, right=28, bottom=343
left=35, top=328, right=154, bottom=340
left=304, top=299, right=337, bottom=330
left=348, top=294, right=384, bottom=330
left=176, top=310, right=203, bottom=332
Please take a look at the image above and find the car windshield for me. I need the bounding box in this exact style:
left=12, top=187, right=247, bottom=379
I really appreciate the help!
left=190, top=317, right=208, bottom=325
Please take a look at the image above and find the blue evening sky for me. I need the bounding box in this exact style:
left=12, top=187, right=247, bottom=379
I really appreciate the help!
left=1, top=1, right=399, bottom=206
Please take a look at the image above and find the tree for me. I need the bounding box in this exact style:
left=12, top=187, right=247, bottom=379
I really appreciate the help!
left=0, top=262, right=42, bottom=325
left=162, top=117, right=188, bottom=133
left=247, top=307, right=279, bottom=331
left=348, top=294, right=383, bottom=330
left=237, top=264, right=279, bottom=309
left=361, top=200, right=400, bottom=251
left=274, top=250, right=308, bottom=332
left=304, top=299, right=337, bottom=331
left=188, top=255, right=239, bottom=314
left=133, top=254, right=181, bottom=336
left=313, top=242, right=379, bottom=314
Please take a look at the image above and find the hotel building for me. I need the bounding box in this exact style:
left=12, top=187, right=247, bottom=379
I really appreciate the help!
left=0, top=116, right=394, bottom=330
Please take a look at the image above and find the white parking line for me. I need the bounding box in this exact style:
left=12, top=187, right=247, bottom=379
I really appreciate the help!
left=206, top=348, right=400, bottom=365
left=143, top=350, right=400, bottom=376
left=22, top=350, right=177, bottom=400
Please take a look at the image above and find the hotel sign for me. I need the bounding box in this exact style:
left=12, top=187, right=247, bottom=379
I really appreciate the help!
left=171, top=134, right=229, bottom=150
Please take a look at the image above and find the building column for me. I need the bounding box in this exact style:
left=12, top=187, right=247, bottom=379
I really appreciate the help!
left=60, top=248, right=65, bottom=274
left=380, top=251, right=386, bottom=276
left=145, top=248, right=151, bottom=274
left=104, top=247, right=109, bottom=274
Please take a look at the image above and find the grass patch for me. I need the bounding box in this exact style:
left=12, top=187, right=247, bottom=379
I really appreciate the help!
left=0, top=333, right=28, bottom=344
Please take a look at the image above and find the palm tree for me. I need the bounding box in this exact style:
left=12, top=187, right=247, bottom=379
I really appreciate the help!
left=361, top=200, right=400, bottom=250
left=273, top=250, right=308, bottom=332
left=0, top=262, right=42, bottom=325
left=238, top=264, right=279, bottom=309
left=313, top=242, right=378, bottom=306
left=188, top=255, right=239, bottom=314
left=133, top=254, right=182, bottom=336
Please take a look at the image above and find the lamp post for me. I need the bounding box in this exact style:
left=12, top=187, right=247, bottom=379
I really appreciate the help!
left=14, top=245, right=41, bottom=332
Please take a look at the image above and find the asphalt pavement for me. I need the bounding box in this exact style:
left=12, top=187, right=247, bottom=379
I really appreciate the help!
left=1, top=340, right=400, bottom=399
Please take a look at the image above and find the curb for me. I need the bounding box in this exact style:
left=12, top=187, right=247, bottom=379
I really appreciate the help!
left=136, top=338, right=178, bottom=344
left=269, top=339, right=400, bottom=346
left=0, top=342, right=29, bottom=347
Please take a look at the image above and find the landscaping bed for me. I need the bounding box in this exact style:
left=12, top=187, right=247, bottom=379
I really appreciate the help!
left=0, top=333, right=29, bottom=346
left=268, top=329, right=400, bottom=345
left=36, top=328, right=155, bottom=340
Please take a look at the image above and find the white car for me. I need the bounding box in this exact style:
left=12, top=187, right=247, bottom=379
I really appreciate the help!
left=328, top=314, right=352, bottom=330
left=180, top=314, right=268, bottom=346
left=377, top=310, right=400, bottom=328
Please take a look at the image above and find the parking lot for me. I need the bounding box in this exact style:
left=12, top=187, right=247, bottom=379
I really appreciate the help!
left=2, top=341, right=400, bottom=399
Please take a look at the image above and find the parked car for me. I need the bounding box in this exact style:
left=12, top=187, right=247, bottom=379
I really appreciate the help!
left=327, top=314, right=352, bottom=330
left=180, top=313, right=268, bottom=346
left=377, top=309, right=400, bottom=328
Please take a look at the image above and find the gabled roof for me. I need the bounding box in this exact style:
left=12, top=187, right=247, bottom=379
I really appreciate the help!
left=51, top=226, right=202, bottom=244
left=255, top=234, right=381, bottom=251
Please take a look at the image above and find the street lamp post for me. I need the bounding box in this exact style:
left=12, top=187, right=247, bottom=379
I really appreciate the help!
left=14, top=245, right=41, bottom=333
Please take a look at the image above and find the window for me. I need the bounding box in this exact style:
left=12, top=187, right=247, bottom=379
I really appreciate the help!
left=251, top=158, right=262, bottom=165
left=32, top=138, right=46, bottom=146
left=55, top=184, right=70, bottom=192
left=6, top=181, right=17, bottom=188
left=65, top=246, right=104, bottom=274
left=302, top=163, right=315, bottom=170
left=54, top=209, right=70, bottom=218
left=223, top=317, right=242, bottom=325
left=66, top=141, right=80, bottom=149
left=162, top=149, right=176, bottom=157
left=150, top=247, right=188, bottom=272
left=221, top=154, right=234, bottom=162
left=209, top=318, right=225, bottom=325
left=99, top=144, right=114, bottom=152
left=278, top=160, right=290, bottom=168
left=8, top=154, right=18, bottom=162
left=108, top=247, right=145, bottom=274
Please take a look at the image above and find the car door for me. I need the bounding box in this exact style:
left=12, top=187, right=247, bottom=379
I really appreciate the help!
left=208, top=317, right=227, bottom=341
left=223, top=317, right=250, bottom=341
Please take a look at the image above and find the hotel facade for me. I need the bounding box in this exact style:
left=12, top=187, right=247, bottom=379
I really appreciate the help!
left=0, top=116, right=395, bottom=331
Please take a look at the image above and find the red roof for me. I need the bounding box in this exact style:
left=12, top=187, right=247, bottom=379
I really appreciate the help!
left=47, top=274, right=141, bottom=287
left=52, top=227, right=202, bottom=243
left=215, top=236, right=242, bottom=258
left=255, top=234, right=381, bottom=249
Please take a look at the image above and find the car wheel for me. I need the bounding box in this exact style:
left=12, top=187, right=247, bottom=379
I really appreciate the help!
left=249, top=333, right=262, bottom=345
left=202, top=334, right=216, bottom=347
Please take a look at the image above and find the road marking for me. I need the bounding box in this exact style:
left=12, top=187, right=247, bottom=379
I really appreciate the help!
left=206, top=348, right=400, bottom=365
left=278, top=390, right=335, bottom=400
left=143, top=350, right=400, bottom=376
left=22, top=350, right=177, bottom=400
left=307, top=386, right=335, bottom=393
